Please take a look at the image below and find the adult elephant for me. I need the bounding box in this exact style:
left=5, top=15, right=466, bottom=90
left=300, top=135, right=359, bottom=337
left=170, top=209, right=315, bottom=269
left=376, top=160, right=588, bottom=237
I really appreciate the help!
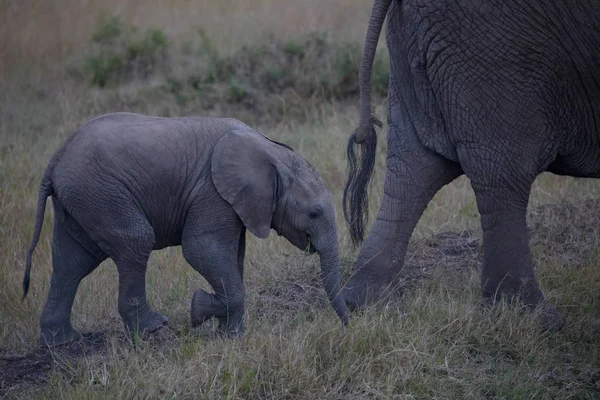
left=343, top=0, right=600, bottom=329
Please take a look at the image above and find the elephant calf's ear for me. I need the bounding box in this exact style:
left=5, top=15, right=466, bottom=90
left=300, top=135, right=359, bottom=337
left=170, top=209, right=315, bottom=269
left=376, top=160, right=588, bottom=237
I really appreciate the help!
left=211, top=129, right=278, bottom=239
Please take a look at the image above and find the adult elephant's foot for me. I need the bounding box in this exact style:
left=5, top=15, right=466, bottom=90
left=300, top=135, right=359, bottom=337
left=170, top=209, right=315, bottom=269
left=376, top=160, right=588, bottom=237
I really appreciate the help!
left=483, top=281, right=565, bottom=332
left=343, top=273, right=396, bottom=311
left=486, top=296, right=565, bottom=332
left=123, top=309, right=168, bottom=336
left=191, top=289, right=244, bottom=337
left=39, top=324, right=82, bottom=347
left=535, top=301, right=565, bottom=332
left=343, top=232, right=407, bottom=312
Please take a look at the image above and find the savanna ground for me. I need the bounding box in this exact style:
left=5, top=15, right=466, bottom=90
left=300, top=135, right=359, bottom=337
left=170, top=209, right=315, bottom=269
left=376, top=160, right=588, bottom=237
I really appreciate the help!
left=1, top=1, right=599, bottom=398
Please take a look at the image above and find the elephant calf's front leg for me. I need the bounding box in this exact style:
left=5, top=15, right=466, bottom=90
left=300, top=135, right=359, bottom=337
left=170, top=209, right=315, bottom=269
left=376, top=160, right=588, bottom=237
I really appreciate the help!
left=191, top=288, right=244, bottom=335
left=183, top=223, right=246, bottom=337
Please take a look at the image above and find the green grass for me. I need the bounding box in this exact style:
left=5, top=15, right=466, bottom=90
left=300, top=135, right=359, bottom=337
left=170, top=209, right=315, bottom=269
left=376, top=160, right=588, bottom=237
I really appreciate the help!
left=1, top=15, right=600, bottom=400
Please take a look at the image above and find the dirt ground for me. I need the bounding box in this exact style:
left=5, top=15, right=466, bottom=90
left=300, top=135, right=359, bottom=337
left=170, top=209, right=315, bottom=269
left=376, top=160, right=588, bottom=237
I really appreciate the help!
left=0, top=332, right=110, bottom=395
left=1, top=200, right=598, bottom=396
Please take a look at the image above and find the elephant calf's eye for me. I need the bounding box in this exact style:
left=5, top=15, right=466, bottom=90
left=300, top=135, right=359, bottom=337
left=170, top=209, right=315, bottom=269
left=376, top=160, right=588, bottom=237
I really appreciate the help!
left=309, top=207, right=323, bottom=219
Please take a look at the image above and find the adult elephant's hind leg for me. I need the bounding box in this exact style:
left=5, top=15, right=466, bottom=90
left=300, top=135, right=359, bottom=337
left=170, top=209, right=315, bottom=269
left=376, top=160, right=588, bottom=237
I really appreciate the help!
left=39, top=208, right=106, bottom=346
left=344, top=122, right=462, bottom=310
left=458, top=145, right=564, bottom=331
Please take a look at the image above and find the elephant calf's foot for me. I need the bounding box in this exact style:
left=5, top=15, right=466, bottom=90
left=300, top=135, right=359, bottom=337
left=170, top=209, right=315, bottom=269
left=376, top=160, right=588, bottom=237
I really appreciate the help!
left=191, top=289, right=244, bottom=337
left=191, top=289, right=216, bottom=328
left=216, top=315, right=244, bottom=338
left=122, top=309, right=168, bottom=336
left=39, top=324, right=82, bottom=347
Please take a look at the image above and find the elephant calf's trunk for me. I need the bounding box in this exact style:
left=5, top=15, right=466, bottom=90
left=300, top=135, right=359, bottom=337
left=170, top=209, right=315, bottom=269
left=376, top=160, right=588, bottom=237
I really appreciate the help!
left=318, top=246, right=349, bottom=327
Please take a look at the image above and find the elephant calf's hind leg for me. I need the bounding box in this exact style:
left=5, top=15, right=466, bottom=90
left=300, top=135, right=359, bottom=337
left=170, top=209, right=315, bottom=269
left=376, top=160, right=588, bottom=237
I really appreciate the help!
left=110, top=226, right=168, bottom=336
left=115, top=256, right=169, bottom=335
left=39, top=218, right=105, bottom=346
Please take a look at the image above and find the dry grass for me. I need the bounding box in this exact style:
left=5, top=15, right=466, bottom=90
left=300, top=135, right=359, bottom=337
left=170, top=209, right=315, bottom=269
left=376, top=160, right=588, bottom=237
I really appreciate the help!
left=1, top=1, right=600, bottom=398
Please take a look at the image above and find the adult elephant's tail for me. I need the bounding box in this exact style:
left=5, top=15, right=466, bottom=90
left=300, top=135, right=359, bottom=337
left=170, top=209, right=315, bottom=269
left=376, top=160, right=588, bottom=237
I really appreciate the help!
left=343, top=0, right=391, bottom=246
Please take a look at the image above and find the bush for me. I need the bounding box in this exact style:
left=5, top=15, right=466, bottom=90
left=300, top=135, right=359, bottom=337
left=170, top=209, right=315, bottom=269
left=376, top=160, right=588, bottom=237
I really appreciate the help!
left=173, top=31, right=389, bottom=102
left=80, top=18, right=390, bottom=123
left=84, top=16, right=168, bottom=87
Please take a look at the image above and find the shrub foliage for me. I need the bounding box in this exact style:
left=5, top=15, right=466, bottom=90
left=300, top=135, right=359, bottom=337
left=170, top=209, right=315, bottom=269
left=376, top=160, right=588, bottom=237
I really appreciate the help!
left=81, top=18, right=389, bottom=121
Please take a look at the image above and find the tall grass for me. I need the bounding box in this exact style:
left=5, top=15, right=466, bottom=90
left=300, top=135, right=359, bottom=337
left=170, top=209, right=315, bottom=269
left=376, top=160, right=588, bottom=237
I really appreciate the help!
left=1, top=1, right=599, bottom=398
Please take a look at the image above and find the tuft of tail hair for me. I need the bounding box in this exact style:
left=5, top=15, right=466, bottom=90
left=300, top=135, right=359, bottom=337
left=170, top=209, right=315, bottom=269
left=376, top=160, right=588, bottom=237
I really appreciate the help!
left=343, top=112, right=382, bottom=247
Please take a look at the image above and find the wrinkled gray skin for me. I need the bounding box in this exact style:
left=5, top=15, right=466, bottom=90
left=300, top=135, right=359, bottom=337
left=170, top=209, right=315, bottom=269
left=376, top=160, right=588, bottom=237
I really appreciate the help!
left=24, top=112, right=348, bottom=346
left=343, top=0, right=600, bottom=330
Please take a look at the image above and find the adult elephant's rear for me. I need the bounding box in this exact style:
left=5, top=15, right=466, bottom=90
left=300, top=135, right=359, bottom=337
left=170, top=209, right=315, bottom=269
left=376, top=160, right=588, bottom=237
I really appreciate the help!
left=343, top=0, right=600, bottom=329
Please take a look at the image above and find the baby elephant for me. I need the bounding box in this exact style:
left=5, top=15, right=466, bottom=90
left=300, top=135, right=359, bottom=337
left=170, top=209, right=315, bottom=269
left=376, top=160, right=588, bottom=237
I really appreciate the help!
left=24, top=112, right=348, bottom=345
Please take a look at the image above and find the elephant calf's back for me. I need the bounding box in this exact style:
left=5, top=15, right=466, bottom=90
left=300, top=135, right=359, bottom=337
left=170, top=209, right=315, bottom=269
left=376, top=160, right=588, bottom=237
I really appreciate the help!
left=50, top=113, right=225, bottom=246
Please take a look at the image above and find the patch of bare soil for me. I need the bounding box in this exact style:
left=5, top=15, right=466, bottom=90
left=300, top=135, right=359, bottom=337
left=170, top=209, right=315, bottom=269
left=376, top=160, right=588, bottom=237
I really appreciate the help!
left=0, top=327, right=181, bottom=398
left=410, top=230, right=481, bottom=270
left=389, top=229, right=483, bottom=296
left=253, top=253, right=328, bottom=325
left=0, top=332, right=109, bottom=398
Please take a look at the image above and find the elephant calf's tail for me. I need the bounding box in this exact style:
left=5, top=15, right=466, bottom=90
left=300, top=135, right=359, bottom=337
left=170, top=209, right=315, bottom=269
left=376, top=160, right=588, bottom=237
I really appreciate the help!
left=23, top=174, right=53, bottom=300
left=343, top=115, right=381, bottom=247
